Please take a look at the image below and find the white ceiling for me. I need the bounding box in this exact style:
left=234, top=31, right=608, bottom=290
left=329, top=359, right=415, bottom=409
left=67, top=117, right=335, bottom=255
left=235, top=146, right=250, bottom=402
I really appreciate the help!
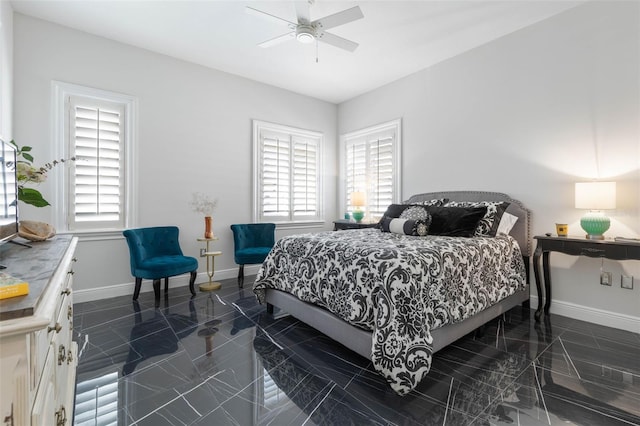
left=10, top=0, right=582, bottom=104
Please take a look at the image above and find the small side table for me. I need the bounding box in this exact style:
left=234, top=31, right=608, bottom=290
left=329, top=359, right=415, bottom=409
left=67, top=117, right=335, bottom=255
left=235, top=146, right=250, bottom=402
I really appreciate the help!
left=197, top=237, right=222, bottom=291
left=333, top=219, right=378, bottom=231
left=532, top=235, right=640, bottom=320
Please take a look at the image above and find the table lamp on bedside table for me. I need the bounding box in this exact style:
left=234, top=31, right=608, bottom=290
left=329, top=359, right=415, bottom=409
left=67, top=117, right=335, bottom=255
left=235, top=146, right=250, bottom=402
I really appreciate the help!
left=351, top=191, right=365, bottom=223
left=575, top=181, right=616, bottom=240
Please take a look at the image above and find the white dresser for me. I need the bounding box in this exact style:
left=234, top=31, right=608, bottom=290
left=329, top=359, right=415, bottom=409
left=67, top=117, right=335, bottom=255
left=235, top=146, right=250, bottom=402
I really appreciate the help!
left=0, top=236, right=78, bottom=426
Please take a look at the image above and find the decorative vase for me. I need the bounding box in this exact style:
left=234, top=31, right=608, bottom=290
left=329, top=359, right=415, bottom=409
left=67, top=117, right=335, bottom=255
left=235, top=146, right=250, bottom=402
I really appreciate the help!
left=204, top=216, right=214, bottom=239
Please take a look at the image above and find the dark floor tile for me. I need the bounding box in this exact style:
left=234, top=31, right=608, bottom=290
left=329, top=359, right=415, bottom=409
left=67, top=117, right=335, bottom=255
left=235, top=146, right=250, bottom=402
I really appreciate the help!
left=73, top=277, right=640, bottom=426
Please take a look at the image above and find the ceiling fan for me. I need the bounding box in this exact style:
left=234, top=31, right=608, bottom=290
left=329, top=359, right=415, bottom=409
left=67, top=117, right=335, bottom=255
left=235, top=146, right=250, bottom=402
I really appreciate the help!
left=246, top=1, right=364, bottom=52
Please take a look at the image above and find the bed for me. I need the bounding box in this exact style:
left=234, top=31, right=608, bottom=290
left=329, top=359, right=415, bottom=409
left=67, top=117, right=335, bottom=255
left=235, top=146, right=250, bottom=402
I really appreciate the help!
left=253, top=191, right=531, bottom=395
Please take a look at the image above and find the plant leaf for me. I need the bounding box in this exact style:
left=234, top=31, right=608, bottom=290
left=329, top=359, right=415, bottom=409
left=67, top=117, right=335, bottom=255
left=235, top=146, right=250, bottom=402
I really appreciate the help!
left=22, top=153, right=34, bottom=163
left=18, top=187, right=50, bottom=207
left=21, top=146, right=32, bottom=152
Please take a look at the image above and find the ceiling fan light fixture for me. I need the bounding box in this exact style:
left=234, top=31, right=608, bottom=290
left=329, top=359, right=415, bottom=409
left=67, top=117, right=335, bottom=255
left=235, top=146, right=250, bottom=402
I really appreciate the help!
left=296, top=25, right=316, bottom=43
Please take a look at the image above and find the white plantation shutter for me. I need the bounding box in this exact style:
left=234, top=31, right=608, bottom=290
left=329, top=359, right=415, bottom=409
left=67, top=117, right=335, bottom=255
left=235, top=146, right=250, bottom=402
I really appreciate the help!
left=254, top=121, right=322, bottom=223
left=342, top=119, right=401, bottom=221
left=69, top=96, right=126, bottom=230
left=346, top=141, right=366, bottom=212
left=0, top=143, right=17, bottom=220
left=368, top=135, right=395, bottom=218
left=292, top=138, right=317, bottom=217
left=261, top=130, right=291, bottom=218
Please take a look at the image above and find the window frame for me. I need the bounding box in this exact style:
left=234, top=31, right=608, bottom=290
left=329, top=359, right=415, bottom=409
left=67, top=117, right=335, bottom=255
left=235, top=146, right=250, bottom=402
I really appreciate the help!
left=51, top=81, right=137, bottom=236
left=252, top=120, right=324, bottom=227
left=339, top=119, right=402, bottom=221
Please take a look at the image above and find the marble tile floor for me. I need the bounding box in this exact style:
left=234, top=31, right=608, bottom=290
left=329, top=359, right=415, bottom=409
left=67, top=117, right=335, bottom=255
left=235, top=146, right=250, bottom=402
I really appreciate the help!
left=72, top=277, right=640, bottom=426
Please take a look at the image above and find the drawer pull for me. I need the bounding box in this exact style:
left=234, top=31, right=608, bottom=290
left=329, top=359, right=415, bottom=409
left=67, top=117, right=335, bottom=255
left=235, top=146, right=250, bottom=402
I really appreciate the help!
left=58, top=345, right=67, bottom=365
left=67, top=270, right=75, bottom=275
left=581, top=248, right=606, bottom=256
left=67, top=349, right=74, bottom=364
left=67, top=305, right=73, bottom=320
left=55, top=405, right=67, bottom=426
left=48, top=323, right=62, bottom=334
left=61, top=288, right=71, bottom=296
left=72, top=257, right=78, bottom=263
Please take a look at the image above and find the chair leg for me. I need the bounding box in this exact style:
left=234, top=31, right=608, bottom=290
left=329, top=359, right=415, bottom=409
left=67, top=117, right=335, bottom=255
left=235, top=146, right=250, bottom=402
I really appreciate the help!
left=153, top=279, right=161, bottom=300
left=189, top=271, right=197, bottom=296
left=238, top=265, right=244, bottom=288
left=133, top=277, right=143, bottom=300
left=164, top=277, right=169, bottom=294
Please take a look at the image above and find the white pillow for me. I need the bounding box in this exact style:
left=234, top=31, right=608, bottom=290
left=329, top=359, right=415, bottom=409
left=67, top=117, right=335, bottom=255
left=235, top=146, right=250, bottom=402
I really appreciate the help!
left=496, top=212, right=518, bottom=235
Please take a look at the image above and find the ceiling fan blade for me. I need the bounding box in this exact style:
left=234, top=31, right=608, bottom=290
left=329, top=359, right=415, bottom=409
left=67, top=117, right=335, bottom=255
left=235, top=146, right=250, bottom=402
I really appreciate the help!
left=317, top=31, right=359, bottom=52
left=313, top=6, right=363, bottom=31
left=258, top=32, right=296, bottom=48
left=246, top=6, right=297, bottom=28
left=294, top=0, right=311, bottom=24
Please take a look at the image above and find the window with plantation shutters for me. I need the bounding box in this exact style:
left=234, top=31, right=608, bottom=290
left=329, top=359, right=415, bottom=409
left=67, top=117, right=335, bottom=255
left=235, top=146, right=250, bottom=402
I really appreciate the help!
left=341, top=119, right=401, bottom=221
left=52, top=81, right=136, bottom=233
left=253, top=120, right=323, bottom=224
left=69, top=97, right=125, bottom=229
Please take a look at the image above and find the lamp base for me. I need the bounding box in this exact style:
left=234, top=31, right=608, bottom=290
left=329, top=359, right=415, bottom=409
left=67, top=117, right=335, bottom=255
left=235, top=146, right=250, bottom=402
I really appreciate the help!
left=580, top=211, right=610, bottom=241
left=584, top=234, right=605, bottom=240
left=352, top=210, right=364, bottom=223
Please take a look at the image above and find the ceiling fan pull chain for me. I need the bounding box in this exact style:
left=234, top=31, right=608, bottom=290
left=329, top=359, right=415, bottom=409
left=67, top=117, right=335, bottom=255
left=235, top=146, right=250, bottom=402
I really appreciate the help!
left=316, top=38, right=319, bottom=63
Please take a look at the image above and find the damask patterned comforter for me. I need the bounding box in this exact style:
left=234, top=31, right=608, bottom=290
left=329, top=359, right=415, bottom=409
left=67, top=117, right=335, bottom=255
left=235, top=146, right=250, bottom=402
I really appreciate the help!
left=253, top=228, right=527, bottom=395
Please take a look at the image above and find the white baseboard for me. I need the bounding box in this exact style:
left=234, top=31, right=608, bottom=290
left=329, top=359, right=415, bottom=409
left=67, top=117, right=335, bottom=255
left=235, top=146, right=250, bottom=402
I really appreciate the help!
left=74, top=264, right=262, bottom=303
left=530, top=295, right=640, bottom=334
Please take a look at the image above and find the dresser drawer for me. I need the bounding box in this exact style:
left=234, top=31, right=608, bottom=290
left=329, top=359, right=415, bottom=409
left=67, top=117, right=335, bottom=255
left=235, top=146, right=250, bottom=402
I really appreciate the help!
left=30, top=284, right=73, bottom=392
left=31, top=344, right=55, bottom=426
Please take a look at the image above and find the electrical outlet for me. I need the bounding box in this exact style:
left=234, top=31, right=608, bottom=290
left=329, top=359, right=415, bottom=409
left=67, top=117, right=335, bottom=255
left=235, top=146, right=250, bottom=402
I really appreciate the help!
left=600, top=271, right=612, bottom=286
left=621, top=275, right=634, bottom=290
left=200, top=248, right=206, bottom=257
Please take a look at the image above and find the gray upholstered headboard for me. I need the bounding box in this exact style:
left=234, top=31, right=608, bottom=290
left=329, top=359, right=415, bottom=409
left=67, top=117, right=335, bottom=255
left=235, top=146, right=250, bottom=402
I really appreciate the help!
left=404, top=191, right=532, bottom=257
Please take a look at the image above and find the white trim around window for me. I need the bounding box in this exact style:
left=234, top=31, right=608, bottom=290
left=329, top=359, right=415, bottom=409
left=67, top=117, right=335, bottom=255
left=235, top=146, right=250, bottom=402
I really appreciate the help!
left=339, top=119, right=402, bottom=221
left=51, top=81, right=138, bottom=235
left=253, top=120, right=323, bottom=226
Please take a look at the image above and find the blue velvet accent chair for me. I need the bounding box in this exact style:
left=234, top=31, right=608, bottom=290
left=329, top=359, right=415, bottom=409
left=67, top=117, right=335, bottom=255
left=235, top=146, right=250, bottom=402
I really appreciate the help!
left=230, top=223, right=276, bottom=288
left=123, top=226, right=198, bottom=301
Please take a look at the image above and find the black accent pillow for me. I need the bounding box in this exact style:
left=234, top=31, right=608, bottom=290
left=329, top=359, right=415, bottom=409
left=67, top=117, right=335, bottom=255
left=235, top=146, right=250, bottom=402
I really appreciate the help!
left=444, top=201, right=510, bottom=237
left=424, top=206, right=488, bottom=237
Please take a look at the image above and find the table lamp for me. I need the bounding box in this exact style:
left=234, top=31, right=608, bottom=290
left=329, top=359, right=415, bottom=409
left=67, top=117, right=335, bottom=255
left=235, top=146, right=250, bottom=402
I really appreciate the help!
left=574, top=181, right=616, bottom=240
left=351, top=191, right=365, bottom=223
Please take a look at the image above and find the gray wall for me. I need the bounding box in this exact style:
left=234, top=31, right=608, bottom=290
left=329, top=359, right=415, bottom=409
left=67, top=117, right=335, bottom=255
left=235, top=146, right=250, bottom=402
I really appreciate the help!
left=338, top=2, right=640, bottom=331
left=13, top=13, right=338, bottom=301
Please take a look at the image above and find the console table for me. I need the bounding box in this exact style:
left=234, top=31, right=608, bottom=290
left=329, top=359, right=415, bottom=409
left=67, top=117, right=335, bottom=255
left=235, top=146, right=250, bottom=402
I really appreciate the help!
left=532, top=235, right=640, bottom=320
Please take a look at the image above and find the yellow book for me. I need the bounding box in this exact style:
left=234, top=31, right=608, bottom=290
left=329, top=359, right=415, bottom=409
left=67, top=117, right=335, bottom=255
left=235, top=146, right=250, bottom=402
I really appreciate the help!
left=0, top=272, right=30, bottom=300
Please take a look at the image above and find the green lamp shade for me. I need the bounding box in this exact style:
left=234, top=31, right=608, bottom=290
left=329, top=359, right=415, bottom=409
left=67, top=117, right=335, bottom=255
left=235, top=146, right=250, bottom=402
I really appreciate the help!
left=352, top=210, right=364, bottom=223
left=580, top=211, right=610, bottom=240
